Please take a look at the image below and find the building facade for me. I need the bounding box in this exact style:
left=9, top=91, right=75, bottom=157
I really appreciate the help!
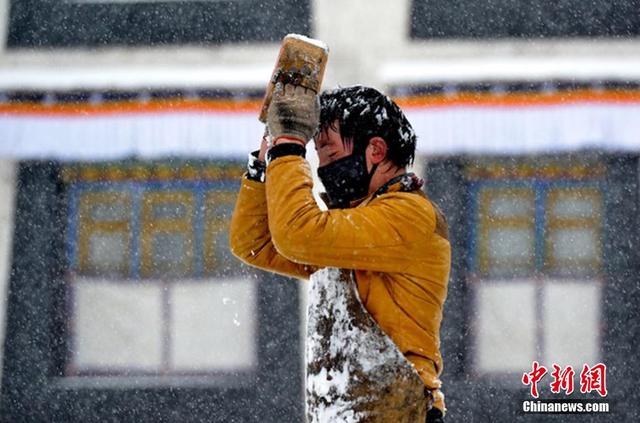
left=1, top=0, right=639, bottom=421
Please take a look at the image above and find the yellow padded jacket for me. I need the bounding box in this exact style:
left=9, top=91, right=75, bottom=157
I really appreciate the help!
left=229, top=155, right=450, bottom=411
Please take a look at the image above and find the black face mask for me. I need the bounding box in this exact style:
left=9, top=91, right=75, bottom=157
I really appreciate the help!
left=317, top=153, right=378, bottom=209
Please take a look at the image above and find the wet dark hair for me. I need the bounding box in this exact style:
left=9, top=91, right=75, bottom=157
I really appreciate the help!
left=318, top=86, right=416, bottom=168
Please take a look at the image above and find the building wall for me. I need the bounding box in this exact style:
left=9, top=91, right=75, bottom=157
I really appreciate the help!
left=2, top=1, right=640, bottom=420
left=3, top=0, right=640, bottom=89
left=0, top=161, right=15, bottom=386
left=0, top=0, right=8, bottom=52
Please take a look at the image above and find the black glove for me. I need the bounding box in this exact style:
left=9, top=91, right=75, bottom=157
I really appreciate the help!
left=426, top=407, right=444, bottom=423
left=246, top=150, right=266, bottom=183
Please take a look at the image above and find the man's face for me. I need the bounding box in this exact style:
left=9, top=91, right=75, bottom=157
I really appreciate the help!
left=314, top=123, right=353, bottom=167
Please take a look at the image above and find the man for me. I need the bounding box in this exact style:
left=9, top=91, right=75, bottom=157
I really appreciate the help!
left=230, top=83, right=450, bottom=422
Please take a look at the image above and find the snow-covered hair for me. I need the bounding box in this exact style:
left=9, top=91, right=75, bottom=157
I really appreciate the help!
left=318, top=86, right=416, bottom=168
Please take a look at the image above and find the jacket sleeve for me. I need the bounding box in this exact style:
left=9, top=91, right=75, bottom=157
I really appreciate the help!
left=229, top=175, right=316, bottom=279
left=265, top=156, right=438, bottom=273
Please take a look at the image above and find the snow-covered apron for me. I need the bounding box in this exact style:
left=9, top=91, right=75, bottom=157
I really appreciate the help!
left=305, top=268, right=428, bottom=423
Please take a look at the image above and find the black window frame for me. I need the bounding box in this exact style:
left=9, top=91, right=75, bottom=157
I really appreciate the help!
left=411, top=0, right=640, bottom=39
left=8, top=0, right=310, bottom=48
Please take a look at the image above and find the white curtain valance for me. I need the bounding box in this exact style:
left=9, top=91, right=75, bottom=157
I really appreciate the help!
left=2, top=102, right=640, bottom=160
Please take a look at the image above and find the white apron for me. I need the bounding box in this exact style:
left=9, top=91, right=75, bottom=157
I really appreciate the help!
left=305, top=268, right=428, bottom=423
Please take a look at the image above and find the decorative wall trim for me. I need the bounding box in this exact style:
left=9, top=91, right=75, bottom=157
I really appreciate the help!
left=2, top=84, right=640, bottom=159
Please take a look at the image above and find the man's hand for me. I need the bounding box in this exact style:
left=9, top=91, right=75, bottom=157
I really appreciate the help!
left=267, top=82, right=320, bottom=145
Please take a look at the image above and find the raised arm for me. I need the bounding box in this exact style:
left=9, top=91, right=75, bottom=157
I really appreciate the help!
left=229, top=151, right=316, bottom=280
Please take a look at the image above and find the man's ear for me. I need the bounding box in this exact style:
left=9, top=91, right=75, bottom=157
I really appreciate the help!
left=367, top=137, right=388, bottom=165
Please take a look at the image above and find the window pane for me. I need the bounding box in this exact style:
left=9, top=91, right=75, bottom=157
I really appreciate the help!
left=141, top=192, right=194, bottom=278
left=170, top=278, right=256, bottom=371
left=475, top=281, right=537, bottom=373
left=487, top=227, right=535, bottom=262
left=204, top=191, right=239, bottom=276
left=543, top=281, right=600, bottom=368
left=478, top=187, right=535, bottom=276
left=152, top=203, right=188, bottom=220
left=549, top=228, right=598, bottom=262
left=152, top=233, right=189, bottom=277
left=206, top=230, right=238, bottom=276
left=551, top=197, right=598, bottom=219
left=488, top=195, right=534, bottom=218
left=545, top=188, right=602, bottom=275
left=88, top=233, right=128, bottom=274
left=71, top=278, right=163, bottom=372
left=78, top=192, right=131, bottom=277
left=90, top=202, right=128, bottom=221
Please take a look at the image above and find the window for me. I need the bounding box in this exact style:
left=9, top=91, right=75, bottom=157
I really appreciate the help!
left=8, top=0, right=310, bottom=47
left=141, top=192, right=195, bottom=279
left=64, top=162, right=257, bottom=376
left=468, top=161, right=604, bottom=375
left=1, top=161, right=305, bottom=421
left=475, top=281, right=537, bottom=373
left=411, top=0, right=640, bottom=39
left=69, top=277, right=256, bottom=374
left=204, top=191, right=241, bottom=277
left=477, top=187, right=536, bottom=277
left=545, top=188, right=602, bottom=276
left=78, top=192, right=132, bottom=277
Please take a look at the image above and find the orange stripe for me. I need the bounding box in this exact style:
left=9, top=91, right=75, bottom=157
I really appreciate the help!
left=2, top=89, right=640, bottom=116
left=0, top=98, right=263, bottom=116
left=395, top=89, right=640, bottom=109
